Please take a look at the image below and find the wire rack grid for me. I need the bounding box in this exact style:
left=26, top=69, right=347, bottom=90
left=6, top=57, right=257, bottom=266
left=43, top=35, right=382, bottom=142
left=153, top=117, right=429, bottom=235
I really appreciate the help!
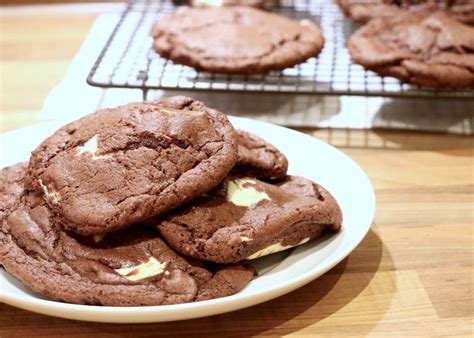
left=86, top=0, right=474, bottom=99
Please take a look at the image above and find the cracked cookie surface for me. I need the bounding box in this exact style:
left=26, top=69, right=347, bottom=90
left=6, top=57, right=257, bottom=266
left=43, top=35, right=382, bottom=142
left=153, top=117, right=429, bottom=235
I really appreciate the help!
left=151, top=6, right=324, bottom=74
left=235, top=130, right=288, bottom=181
left=157, top=175, right=342, bottom=263
left=336, top=0, right=474, bottom=25
left=27, top=96, right=238, bottom=235
left=349, top=11, right=474, bottom=88
left=0, top=163, right=254, bottom=306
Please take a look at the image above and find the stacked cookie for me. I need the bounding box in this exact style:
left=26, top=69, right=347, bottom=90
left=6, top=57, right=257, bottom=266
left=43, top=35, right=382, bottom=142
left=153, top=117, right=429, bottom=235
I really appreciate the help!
left=0, top=96, right=342, bottom=306
left=339, top=0, right=474, bottom=88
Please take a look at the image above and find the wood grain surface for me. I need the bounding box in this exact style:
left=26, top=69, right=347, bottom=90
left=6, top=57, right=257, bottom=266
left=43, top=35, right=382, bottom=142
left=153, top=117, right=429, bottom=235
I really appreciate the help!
left=0, top=8, right=473, bottom=337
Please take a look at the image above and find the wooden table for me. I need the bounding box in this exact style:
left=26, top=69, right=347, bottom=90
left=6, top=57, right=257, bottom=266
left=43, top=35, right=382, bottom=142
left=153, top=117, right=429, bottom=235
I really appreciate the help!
left=1, top=6, right=473, bottom=337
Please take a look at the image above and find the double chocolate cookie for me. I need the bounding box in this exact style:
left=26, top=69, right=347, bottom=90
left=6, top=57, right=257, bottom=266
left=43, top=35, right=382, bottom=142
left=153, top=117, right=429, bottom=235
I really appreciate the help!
left=151, top=6, right=324, bottom=74
left=27, top=96, right=238, bottom=235
left=0, top=163, right=254, bottom=306
left=235, top=130, right=288, bottom=181
left=349, top=11, right=474, bottom=88
left=336, top=0, right=474, bottom=25
left=157, top=175, right=342, bottom=263
left=1, top=91, right=346, bottom=307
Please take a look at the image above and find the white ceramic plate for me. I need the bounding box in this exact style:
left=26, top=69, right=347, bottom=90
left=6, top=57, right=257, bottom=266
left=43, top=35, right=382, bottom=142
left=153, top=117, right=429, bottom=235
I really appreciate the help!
left=0, top=117, right=375, bottom=323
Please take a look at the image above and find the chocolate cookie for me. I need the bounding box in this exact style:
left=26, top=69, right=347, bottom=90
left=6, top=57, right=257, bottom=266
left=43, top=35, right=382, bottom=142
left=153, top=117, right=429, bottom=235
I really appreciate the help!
left=0, top=163, right=254, bottom=306
left=151, top=6, right=324, bottom=74
left=149, top=105, right=288, bottom=181
left=235, top=130, right=288, bottom=181
left=336, top=0, right=474, bottom=25
left=157, top=175, right=342, bottom=263
left=348, top=11, right=474, bottom=88
left=336, top=0, right=404, bottom=23
left=27, top=96, right=238, bottom=235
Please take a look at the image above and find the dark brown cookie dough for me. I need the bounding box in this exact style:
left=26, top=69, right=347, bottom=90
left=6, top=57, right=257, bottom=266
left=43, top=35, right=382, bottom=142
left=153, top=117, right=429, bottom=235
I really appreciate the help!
left=336, top=0, right=474, bottom=25
left=27, top=96, right=238, bottom=235
left=234, top=130, right=288, bottom=181
left=151, top=6, right=324, bottom=74
left=157, top=175, right=342, bottom=263
left=0, top=163, right=254, bottom=306
left=348, top=11, right=474, bottom=88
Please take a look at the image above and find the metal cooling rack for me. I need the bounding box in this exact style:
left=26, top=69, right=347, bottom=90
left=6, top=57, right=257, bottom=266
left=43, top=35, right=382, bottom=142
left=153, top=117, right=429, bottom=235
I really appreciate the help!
left=86, top=0, right=474, bottom=99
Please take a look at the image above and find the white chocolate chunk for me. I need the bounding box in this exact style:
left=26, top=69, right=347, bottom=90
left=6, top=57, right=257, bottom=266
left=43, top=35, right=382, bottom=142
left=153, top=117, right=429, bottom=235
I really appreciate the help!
left=115, top=257, right=167, bottom=281
left=247, top=237, right=310, bottom=259
left=240, top=236, right=252, bottom=242
left=93, top=234, right=106, bottom=243
left=77, top=135, right=98, bottom=155
left=300, top=19, right=312, bottom=26
left=226, top=178, right=270, bottom=207
left=38, top=179, right=61, bottom=205
left=76, top=135, right=112, bottom=160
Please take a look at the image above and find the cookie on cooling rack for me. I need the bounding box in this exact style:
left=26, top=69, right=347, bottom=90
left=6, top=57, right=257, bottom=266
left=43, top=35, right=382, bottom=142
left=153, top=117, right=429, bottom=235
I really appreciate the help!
left=27, top=96, right=238, bottom=235
left=336, top=0, right=474, bottom=25
left=157, top=175, right=342, bottom=263
left=348, top=11, right=474, bottom=89
left=151, top=6, right=324, bottom=74
left=0, top=163, right=254, bottom=306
